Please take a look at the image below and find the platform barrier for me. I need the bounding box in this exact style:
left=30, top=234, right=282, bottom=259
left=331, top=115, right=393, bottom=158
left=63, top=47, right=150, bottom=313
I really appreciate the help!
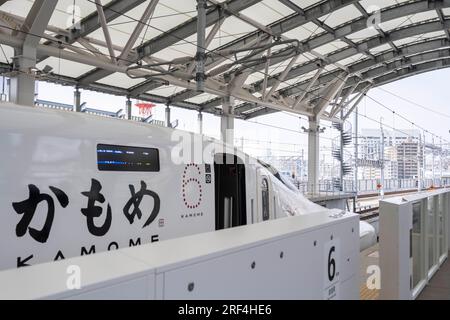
left=379, top=189, right=450, bottom=299
left=0, top=210, right=359, bottom=300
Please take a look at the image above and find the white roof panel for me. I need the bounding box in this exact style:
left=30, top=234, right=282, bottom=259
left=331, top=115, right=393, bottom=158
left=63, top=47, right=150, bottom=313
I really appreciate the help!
left=50, top=0, right=96, bottom=30
left=36, top=57, right=95, bottom=78
left=97, top=72, right=145, bottom=88
left=219, top=15, right=257, bottom=36
left=185, top=92, right=218, bottom=104
left=313, top=40, right=348, bottom=55
left=409, top=10, right=439, bottom=24
left=147, top=85, right=186, bottom=97
left=346, top=27, right=380, bottom=43
left=0, top=0, right=34, bottom=19
left=282, top=22, right=326, bottom=42
left=318, top=4, right=362, bottom=28
left=369, top=43, right=392, bottom=55
left=239, top=0, right=294, bottom=26
left=359, top=0, right=410, bottom=13
left=244, top=73, right=265, bottom=85
left=336, top=53, right=367, bottom=66
left=87, top=2, right=195, bottom=49
left=290, top=0, right=324, bottom=10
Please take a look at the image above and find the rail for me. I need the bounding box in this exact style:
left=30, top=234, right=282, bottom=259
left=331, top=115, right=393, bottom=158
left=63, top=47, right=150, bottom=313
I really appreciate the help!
left=295, top=178, right=450, bottom=196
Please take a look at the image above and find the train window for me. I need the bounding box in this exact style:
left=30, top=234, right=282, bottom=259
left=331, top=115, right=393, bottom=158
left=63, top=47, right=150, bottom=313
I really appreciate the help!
left=97, top=144, right=160, bottom=172
left=257, top=159, right=297, bottom=192
left=261, top=178, right=270, bottom=221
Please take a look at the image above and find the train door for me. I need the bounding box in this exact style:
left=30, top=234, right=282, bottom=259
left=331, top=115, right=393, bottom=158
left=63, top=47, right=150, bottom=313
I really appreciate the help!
left=256, top=169, right=274, bottom=222
left=214, top=153, right=247, bottom=230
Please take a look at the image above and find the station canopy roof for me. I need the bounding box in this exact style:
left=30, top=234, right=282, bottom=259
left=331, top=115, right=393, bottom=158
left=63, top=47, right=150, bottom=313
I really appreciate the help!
left=1, top=0, right=450, bottom=121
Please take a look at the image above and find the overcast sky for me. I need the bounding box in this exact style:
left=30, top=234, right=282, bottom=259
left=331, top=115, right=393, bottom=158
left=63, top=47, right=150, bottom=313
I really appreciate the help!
left=35, top=68, right=450, bottom=163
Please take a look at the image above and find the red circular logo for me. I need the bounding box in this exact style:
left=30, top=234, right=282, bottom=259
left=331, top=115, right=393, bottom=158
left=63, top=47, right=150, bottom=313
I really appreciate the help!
left=182, top=164, right=203, bottom=209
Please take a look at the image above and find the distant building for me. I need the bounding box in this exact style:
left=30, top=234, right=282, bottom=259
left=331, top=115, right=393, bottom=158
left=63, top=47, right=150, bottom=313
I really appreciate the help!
left=356, top=129, right=421, bottom=180
left=396, top=141, right=423, bottom=179
left=260, top=155, right=305, bottom=180
left=384, top=146, right=398, bottom=180
left=359, top=128, right=421, bottom=160
left=358, top=166, right=381, bottom=180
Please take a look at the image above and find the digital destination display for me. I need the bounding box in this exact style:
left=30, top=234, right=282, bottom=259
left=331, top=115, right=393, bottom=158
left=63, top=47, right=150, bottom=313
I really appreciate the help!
left=97, top=144, right=160, bottom=172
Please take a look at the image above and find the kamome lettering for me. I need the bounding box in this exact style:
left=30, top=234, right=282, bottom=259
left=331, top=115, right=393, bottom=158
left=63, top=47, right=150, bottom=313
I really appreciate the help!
left=16, top=235, right=159, bottom=268
left=9, top=179, right=165, bottom=269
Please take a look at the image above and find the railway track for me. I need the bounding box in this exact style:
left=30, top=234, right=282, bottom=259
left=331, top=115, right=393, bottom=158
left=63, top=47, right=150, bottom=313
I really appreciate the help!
left=354, top=187, right=447, bottom=221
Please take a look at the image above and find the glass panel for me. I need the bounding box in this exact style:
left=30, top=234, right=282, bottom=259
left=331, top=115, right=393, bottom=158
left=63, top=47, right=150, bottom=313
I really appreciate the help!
left=412, top=201, right=423, bottom=289
left=261, top=178, right=270, bottom=221
left=427, top=197, right=437, bottom=270
left=439, top=195, right=445, bottom=257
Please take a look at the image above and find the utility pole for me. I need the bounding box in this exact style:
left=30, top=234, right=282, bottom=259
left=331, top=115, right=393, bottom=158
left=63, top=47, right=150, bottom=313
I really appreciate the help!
left=354, top=106, right=358, bottom=196
left=423, top=131, right=426, bottom=188
left=440, top=137, right=443, bottom=186
left=379, top=118, right=385, bottom=199
left=432, top=135, right=435, bottom=186
left=339, top=110, right=344, bottom=192
left=300, top=148, right=304, bottom=182
left=417, top=132, right=423, bottom=191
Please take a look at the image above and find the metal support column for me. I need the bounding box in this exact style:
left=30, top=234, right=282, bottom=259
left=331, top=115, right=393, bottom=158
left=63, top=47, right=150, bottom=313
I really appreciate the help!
left=339, top=110, right=344, bottom=192
left=307, top=116, right=320, bottom=194
left=126, top=96, right=132, bottom=120
left=221, top=96, right=234, bottom=146
left=195, top=0, right=207, bottom=92
left=9, top=0, right=57, bottom=106
left=165, top=105, right=171, bottom=128
left=9, top=56, right=36, bottom=106
left=198, top=111, right=203, bottom=135
left=380, top=120, right=385, bottom=199
left=74, top=87, right=81, bottom=112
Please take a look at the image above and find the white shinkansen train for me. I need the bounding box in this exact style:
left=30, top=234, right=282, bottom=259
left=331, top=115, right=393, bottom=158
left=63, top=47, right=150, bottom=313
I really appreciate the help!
left=0, top=102, right=376, bottom=271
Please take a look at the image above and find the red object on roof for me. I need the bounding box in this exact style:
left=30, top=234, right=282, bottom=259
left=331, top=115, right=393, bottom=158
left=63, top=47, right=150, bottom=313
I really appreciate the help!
left=135, top=102, right=156, bottom=117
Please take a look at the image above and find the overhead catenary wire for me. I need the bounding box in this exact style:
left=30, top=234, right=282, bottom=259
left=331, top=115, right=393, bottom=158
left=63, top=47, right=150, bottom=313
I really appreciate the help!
left=375, top=86, right=450, bottom=119
left=364, top=93, right=448, bottom=144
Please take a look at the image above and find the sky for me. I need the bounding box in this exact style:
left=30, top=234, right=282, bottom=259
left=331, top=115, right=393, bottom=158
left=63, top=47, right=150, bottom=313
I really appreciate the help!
left=34, top=67, right=450, bottom=167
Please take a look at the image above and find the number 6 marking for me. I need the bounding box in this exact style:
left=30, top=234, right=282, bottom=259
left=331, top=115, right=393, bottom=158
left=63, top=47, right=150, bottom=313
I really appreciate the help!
left=328, top=246, right=336, bottom=282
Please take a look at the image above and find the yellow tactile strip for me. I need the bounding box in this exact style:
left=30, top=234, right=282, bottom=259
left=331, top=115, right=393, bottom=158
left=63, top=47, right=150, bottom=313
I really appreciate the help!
left=360, top=285, right=379, bottom=300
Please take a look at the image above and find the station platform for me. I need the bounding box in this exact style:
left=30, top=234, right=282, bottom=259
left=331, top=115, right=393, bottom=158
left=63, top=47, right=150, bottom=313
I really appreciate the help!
left=360, top=243, right=450, bottom=300
left=306, top=192, right=356, bottom=211
left=360, top=244, right=380, bottom=300
left=417, top=254, right=450, bottom=300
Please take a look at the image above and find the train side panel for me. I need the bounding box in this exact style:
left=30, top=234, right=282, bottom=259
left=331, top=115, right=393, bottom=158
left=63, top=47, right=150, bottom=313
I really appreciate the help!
left=0, top=103, right=215, bottom=270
